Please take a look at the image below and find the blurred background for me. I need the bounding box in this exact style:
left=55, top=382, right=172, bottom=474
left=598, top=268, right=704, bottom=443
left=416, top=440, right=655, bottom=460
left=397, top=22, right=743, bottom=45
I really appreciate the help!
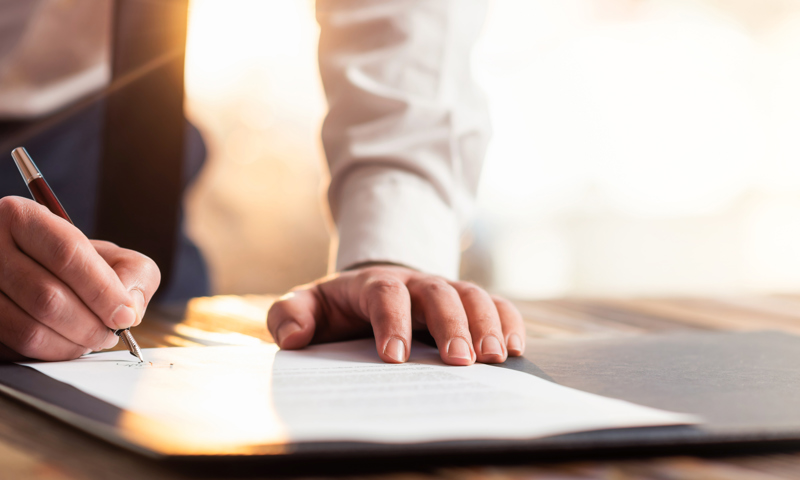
left=183, top=0, right=800, bottom=299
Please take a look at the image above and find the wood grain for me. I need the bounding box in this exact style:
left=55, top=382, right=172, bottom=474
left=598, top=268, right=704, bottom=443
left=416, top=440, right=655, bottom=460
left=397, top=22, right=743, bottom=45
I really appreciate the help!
left=1, top=294, right=799, bottom=479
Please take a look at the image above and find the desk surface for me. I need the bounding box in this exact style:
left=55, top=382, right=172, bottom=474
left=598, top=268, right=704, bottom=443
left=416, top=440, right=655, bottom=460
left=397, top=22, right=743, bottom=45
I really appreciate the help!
left=2, top=294, right=800, bottom=479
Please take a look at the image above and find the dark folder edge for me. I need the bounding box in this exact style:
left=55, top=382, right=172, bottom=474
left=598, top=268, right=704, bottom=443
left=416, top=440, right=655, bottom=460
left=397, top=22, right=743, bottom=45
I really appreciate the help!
left=1, top=341, right=800, bottom=470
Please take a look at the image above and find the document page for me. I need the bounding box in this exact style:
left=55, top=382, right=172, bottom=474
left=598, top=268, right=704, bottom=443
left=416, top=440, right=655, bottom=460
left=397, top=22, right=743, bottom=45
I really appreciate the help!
left=21, top=339, right=698, bottom=450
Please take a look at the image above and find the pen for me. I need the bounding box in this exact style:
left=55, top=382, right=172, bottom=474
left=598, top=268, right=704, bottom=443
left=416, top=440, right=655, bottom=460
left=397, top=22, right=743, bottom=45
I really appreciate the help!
left=10, top=147, right=145, bottom=363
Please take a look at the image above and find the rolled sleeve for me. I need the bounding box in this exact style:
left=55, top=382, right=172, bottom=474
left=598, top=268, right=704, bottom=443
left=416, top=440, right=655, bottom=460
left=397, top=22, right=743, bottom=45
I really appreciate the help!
left=335, top=165, right=461, bottom=279
left=317, top=0, right=490, bottom=280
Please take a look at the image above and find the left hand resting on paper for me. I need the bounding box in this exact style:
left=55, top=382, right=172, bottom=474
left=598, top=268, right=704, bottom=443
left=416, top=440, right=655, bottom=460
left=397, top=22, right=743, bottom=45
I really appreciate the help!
left=267, top=264, right=525, bottom=366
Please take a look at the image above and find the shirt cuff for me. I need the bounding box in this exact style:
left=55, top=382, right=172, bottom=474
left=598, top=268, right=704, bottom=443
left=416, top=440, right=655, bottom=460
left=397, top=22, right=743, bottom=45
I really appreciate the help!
left=332, top=166, right=461, bottom=280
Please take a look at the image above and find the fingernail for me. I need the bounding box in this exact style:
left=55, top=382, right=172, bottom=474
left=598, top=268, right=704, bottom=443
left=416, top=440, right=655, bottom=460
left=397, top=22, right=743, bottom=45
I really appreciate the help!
left=130, top=289, right=146, bottom=323
left=276, top=321, right=302, bottom=346
left=383, top=337, right=406, bottom=363
left=507, top=334, right=524, bottom=355
left=481, top=335, right=503, bottom=356
left=110, top=304, right=136, bottom=329
left=447, top=337, right=471, bottom=361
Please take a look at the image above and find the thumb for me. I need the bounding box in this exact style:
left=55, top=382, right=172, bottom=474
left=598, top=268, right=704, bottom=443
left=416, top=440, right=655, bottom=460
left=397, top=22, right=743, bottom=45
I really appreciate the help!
left=267, top=289, right=319, bottom=348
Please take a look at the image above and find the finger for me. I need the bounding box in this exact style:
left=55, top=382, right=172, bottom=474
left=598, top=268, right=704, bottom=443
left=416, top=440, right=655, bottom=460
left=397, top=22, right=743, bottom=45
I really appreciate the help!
left=451, top=282, right=506, bottom=364
left=4, top=198, right=138, bottom=330
left=93, top=241, right=161, bottom=326
left=493, top=296, right=526, bottom=356
left=0, top=242, right=117, bottom=351
left=267, top=290, right=319, bottom=349
left=355, top=272, right=412, bottom=363
left=0, top=291, right=89, bottom=361
left=407, top=276, right=474, bottom=366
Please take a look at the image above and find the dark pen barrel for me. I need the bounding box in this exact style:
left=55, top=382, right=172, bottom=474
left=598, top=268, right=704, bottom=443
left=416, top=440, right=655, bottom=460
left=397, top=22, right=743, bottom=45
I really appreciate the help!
left=26, top=177, right=73, bottom=224
left=11, top=147, right=74, bottom=224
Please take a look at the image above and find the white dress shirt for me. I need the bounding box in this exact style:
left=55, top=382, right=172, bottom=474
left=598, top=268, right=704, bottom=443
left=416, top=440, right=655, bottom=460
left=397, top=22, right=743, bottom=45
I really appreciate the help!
left=0, top=0, right=111, bottom=118
left=0, top=0, right=490, bottom=281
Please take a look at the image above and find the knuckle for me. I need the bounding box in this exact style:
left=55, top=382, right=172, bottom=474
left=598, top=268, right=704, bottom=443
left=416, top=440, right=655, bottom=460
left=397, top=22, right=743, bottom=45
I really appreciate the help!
left=0, top=196, right=28, bottom=228
left=420, top=278, right=454, bottom=296
left=354, top=265, right=405, bottom=284
left=366, top=277, right=405, bottom=296
left=32, top=284, right=65, bottom=321
left=354, top=267, right=382, bottom=284
left=49, top=238, right=83, bottom=274
left=0, top=196, right=24, bottom=213
left=86, top=322, right=111, bottom=350
left=458, top=282, right=489, bottom=302
left=87, top=276, right=114, bottom=306
left=362, top=277, right=407, bottom=316
left=16, top=323, right=47, bottom=357
left=79, top=258, right=113, bottom=309
left=92, top=239, right=119, bottom=251
left=140, top=253, right=161, bottom=286
left=492, top=295, right=515, bottom=310
left=120, top=250, right=161, bottom=290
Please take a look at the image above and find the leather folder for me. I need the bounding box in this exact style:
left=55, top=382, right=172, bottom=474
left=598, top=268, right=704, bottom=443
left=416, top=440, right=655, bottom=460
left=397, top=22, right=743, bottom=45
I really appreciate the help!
left=0, top=330, right=798, bottom=471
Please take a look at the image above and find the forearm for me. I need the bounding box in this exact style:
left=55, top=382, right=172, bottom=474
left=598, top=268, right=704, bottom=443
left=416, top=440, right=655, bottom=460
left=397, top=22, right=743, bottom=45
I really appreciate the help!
left=317, top=0, right=491, bottom=280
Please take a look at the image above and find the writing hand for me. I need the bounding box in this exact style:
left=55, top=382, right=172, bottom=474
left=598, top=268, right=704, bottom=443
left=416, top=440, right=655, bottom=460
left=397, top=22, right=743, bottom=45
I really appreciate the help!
left=0, top=197, right=160, bottom=361
left=267, top=264, right=525, bottom=365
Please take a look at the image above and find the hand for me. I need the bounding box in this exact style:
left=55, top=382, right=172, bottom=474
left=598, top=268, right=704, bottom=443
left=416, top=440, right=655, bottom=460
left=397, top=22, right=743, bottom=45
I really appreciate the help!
left=267, top=264, right=525, bottom=365
left=0, top=197, right=161, bottom=361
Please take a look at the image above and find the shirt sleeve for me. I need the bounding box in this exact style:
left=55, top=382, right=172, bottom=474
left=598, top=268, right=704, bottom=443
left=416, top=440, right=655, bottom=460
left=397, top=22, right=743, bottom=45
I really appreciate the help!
left=0, top=0, right=110, bottom=119
left=316, top=0, right=491, bottom=280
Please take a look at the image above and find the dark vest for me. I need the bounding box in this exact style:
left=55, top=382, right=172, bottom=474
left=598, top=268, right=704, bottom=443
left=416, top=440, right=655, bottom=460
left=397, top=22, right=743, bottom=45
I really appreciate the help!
left=0, top=0, right=208, bottom=302
left=96, top=0, right=190, bottom=293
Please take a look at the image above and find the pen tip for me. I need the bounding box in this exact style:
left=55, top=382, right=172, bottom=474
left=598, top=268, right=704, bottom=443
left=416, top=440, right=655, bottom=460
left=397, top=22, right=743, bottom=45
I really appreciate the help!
left=131, top=349, right=145, bottom=363
left=120, top=329, right=145, bottom=363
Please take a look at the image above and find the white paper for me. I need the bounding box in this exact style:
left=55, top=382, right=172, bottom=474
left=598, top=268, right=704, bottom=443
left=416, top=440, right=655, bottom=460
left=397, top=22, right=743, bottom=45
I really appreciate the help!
left=21, top=339, right=699, bottom=449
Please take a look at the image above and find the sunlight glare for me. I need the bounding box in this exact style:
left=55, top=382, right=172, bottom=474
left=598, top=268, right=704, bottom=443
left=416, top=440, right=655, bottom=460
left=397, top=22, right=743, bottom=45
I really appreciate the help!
left=185, top=0, right=319, bottom=107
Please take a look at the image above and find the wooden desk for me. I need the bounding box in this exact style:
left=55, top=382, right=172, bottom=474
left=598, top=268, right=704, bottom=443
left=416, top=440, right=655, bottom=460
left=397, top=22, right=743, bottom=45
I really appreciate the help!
left=2, top=295, right=800, bottom=479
